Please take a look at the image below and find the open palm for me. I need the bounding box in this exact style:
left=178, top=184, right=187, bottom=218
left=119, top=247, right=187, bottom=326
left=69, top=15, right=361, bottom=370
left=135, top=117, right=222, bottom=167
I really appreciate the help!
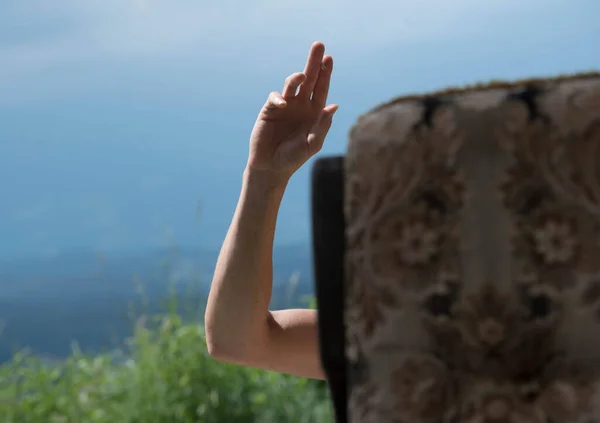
left=247, top=42, right=338, bottom=178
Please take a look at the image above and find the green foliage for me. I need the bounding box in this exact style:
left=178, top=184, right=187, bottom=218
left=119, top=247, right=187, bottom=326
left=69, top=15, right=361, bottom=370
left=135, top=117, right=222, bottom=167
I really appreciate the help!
left=0, top=305, right=333, bottom=422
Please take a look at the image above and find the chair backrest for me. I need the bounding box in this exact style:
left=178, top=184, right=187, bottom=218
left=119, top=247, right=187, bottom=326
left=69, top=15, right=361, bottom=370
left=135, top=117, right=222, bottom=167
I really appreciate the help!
left=312, top=73, right=600, bottom=423
left=311, top=156, right=347, bottom=422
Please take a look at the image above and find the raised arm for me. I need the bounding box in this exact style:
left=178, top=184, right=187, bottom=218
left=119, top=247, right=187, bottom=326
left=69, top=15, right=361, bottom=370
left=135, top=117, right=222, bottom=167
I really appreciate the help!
left=204, top=42, right=338, bottom=380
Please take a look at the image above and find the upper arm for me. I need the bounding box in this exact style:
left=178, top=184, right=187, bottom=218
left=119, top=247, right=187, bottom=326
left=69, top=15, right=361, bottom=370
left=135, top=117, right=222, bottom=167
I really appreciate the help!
left=242, top=309, right=325, bottom=380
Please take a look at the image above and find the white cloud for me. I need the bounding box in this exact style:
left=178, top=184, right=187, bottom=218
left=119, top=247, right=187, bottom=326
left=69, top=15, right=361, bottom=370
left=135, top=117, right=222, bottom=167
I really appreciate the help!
left=1, top=0, right=562, bottom=72
left=0, top=0, right=583, bottom=105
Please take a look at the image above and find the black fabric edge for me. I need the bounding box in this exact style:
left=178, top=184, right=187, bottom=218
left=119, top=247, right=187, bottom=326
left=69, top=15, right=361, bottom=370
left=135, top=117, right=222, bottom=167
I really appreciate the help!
left=310, top=156, right=347, bottom=423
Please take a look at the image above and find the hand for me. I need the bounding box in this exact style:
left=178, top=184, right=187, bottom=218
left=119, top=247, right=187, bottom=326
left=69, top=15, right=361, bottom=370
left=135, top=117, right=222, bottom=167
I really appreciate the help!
left=247, top=41, right=338, bottom=181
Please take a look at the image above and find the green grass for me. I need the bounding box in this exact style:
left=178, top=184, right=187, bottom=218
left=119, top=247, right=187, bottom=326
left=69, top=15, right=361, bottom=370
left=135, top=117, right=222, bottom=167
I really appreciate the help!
left=0, top=295, right=333, bottom=422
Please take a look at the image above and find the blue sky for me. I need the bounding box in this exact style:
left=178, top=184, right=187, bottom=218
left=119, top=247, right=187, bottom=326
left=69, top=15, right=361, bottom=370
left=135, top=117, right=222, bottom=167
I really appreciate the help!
left=0, top=0, right=599, bottom=258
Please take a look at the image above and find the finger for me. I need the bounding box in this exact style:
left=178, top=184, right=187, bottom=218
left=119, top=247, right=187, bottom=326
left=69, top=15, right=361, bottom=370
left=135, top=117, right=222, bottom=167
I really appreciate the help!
left=307, top=104, right=339, bottom=155
left=311, top=55, right=333, bottom=109
left=297, top=41, right=325, bottom=99
left=263, top=91, right=287, bottom=110
left=282, top=72, right=307, bottom=98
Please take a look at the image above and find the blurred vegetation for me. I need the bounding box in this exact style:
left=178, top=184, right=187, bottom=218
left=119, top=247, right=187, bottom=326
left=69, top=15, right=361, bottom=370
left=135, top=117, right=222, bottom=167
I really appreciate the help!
left=0, top=285, right=333, bottom=422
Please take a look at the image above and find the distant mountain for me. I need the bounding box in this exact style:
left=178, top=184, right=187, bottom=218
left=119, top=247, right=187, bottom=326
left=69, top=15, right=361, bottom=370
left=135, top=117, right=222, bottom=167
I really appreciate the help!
left=0, top=243, right=315, bottom=363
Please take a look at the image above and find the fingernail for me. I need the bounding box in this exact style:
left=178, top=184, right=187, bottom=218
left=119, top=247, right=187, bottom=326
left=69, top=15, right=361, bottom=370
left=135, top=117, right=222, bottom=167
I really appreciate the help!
left=320, top=63, right=327, bottom=71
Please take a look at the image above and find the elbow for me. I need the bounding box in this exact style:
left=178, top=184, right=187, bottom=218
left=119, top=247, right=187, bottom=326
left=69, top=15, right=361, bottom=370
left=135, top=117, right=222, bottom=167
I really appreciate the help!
left=204, top=307, right=227, bottom=360
left=204, top=320, right=250, bottom=364
left=205, top=329, right=230, bottom=361
left=204, top=293, right=240, bottom=362
left=205, top=335, right=253, bottom=365
left=205, top=336, right=227, bottom=361
left=204, top=316, right=265, bottom=365
left=204, top=317, right=228, bottom=361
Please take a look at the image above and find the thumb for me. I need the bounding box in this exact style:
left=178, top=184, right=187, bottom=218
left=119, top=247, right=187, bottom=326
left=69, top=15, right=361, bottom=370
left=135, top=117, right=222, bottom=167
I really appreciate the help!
left=307, top=104, right=339, bottom=156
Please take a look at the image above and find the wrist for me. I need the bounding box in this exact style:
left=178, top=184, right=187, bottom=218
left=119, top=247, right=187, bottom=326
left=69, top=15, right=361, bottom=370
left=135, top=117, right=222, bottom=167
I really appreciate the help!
left=243, top=166, right=291, bottom=194
left=238, top=167, right=288, bottom=222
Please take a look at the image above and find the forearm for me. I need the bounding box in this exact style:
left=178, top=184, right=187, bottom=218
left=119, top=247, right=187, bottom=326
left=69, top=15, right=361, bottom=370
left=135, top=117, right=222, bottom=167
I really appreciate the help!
left=205, top=168, right=288, bottom=360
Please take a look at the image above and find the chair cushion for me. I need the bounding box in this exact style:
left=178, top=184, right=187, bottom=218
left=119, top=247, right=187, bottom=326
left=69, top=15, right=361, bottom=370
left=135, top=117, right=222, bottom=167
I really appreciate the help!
left=343, top=73, right=600, bottom=423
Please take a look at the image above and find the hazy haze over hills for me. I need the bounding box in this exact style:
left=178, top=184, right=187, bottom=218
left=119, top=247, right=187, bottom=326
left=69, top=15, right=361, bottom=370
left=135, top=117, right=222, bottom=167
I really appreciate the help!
left=0, top=243, right=314, bottom=363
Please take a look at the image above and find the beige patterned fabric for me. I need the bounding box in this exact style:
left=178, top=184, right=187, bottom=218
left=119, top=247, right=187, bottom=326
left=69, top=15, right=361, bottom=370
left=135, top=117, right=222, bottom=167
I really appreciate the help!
left=344, top=74, right=600, bottom=423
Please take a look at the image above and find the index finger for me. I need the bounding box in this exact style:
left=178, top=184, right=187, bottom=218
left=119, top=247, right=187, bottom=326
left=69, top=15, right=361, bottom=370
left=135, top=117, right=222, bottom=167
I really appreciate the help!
left=297, top=41, right=325, bottom=99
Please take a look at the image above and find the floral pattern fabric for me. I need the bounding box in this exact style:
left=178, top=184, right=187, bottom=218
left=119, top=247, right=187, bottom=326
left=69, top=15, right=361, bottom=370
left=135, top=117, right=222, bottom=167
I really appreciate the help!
left=344, top=74, right=600, bottom=423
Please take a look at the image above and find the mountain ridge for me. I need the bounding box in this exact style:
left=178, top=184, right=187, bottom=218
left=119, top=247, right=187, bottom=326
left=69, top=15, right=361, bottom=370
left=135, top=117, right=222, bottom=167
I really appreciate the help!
left=0, top=243, right=315, bottom=363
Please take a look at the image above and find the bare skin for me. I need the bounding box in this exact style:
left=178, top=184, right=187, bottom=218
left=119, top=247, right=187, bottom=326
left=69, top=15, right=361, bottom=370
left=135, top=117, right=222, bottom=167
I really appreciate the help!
left=204, top=41, right=337, bottom=380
